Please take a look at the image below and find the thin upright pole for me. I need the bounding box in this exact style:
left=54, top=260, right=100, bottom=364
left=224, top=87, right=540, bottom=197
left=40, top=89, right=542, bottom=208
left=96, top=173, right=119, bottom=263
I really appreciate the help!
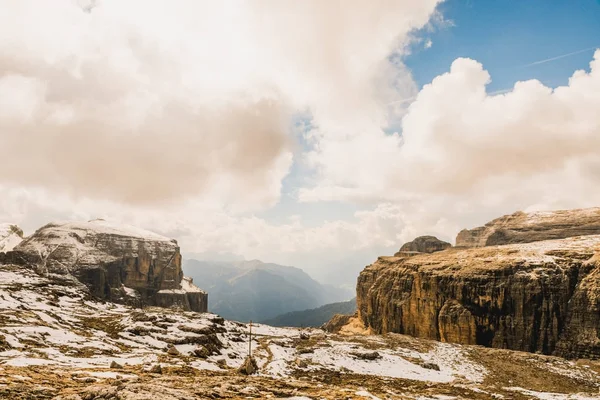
left=248, top=320, right=252, bottom=358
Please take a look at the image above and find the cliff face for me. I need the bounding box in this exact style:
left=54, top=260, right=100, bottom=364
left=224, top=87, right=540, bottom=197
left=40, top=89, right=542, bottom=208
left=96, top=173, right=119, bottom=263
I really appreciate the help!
left=0, top=224, right=23, bottom=253
left=357, top=209, right=600, bottom=359
left=2, top=220, right=207, bottom=312
left=456, top=207, right=600, bottom=247
left=394, top=235, right=451, bottom=257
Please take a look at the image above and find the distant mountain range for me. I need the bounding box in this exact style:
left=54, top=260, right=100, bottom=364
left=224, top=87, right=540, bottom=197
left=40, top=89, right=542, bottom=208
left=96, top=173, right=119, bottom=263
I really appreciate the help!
left=261, top=298, right=356, bottom=327
left=182, top=259, right=354, bottom=322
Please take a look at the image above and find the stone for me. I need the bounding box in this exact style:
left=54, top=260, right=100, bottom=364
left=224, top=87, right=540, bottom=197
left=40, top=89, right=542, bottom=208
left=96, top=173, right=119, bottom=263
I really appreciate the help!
left=456, top=207, right=600, bottom=247
left=167, top=345, right=180, bottom=356
left=357, top=233, right=600, bottom=359
left=299, top=332, right=310, bottom=340
left=193, top=346, right=210, bottom=359
left=110, top=361, right=123, bottom=369
left=394, top=235, right=451, bottom=257
left=237, top=356, right=258, bottom=375
left=350, top=351, right=380, bottom=360
left=420, top=362, right=440, bottom=371
left=1, top=220, right=207, bottom=312
left=149, top=364, right=162, bottom=374
left=294, top=358, right=308, bottom=368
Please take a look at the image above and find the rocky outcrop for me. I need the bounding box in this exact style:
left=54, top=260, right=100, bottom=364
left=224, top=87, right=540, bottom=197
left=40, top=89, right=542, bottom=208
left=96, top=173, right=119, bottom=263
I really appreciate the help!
left=357, top=232, right=600, bottom=358
left=394, top=236, right=451, bottom=257
left=456, top=207, right=600, bottom=247
left=0, top=224, right=23, bottom=253
left=1, top=219, right=207, bottom=312
left=322, top=312, right=355, bottom=333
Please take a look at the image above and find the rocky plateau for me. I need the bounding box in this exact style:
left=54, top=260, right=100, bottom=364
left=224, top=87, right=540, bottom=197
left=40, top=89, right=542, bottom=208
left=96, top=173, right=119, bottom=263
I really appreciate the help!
left=357, top=207, right=600, bottom=359
left=0, top=219, right=207, bottom=313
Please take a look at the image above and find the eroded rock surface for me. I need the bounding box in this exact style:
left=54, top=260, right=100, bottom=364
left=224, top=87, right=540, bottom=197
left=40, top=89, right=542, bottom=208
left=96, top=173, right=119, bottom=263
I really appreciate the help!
left=0, top=223, right=23, bottom=253
left=357, top=235, right=600, bottom=358
left=456, top=207, right=600, bottom=247
left=0, top=219, right=207, bottom=312
left=394, top=235, right=451, bottom=257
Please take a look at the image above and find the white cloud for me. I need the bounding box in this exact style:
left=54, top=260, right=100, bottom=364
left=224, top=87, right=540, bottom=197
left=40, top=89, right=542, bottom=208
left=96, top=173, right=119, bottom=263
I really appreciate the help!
left=0, top=0, right=442, bottom=210
left=425, top=39, right=433, bottom=49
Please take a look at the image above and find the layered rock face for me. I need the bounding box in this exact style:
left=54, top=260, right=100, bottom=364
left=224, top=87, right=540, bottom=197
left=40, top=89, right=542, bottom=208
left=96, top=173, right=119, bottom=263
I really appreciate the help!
left=2, top=220, right=207, bottom=312
left=357, top=208, right=600, bottom=359
left=394, top=235, right=451, bottom=257
left=0, top=224, right=23, bottom=253
left=456, top=207, right=600, bottom=247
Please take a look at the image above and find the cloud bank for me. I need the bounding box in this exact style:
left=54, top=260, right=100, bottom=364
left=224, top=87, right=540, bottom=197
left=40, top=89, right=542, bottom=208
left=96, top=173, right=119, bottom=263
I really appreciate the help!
left=0, top=0, right=440, bottom=209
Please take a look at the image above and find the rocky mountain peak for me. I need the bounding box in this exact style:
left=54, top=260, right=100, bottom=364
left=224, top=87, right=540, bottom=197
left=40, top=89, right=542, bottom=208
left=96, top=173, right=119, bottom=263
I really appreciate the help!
left=0, top=223, right=23, bottom=253
left=394, top=235, right=451, bottom=257
left=456, top=206, right=600, bottom=247
left=2, top=220, right=206, bottom=312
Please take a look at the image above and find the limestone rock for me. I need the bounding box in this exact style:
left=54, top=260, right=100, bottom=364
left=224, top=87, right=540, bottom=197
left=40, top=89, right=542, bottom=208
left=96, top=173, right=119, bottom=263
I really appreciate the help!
left=321, top=313, right=355, bottom=333
left=357, top=234, right=600, bottom=358
left=394, top=235, right=451, bottom=257
left=149, top=364, right=162, bottom=374
left=237, top=356, right=258, bottom=375
left=167, top=344, right=180, bottom=356
left=2, top=219, right=207, bottom=312
left=456, top=207, right=600, bottom=247
left=0, top=224, right=23, bottom=253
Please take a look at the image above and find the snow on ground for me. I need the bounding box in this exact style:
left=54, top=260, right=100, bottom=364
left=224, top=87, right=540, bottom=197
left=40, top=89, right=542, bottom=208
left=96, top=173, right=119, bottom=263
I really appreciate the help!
left=1, top=262, right=599, bottom=400
left=506, top=387, right=600, bottom=399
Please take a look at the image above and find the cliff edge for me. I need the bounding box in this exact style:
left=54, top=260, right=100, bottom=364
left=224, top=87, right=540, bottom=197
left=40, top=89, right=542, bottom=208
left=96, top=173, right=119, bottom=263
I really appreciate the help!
left=357, top=207, right=600, bottom=359
left=0, top=219, right=207, bottom=312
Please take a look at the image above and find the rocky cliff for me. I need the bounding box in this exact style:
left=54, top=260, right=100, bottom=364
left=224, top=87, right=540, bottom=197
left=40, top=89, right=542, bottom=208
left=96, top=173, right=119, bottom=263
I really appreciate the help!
left=0, top=219, right=207, bottom=312
left=0, top=223, right=23, bottom=253
left=394, top=235, right=451, bottom=256
left=456, top=207, right=600, bottom=247
left=357, top=208, right=600, bottom=359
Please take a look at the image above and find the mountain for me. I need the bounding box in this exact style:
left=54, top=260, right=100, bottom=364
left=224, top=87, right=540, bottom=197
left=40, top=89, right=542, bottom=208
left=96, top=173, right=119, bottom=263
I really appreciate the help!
left=183, top=259, right=353, bottom=322
left=0, top=223, right=23, bottom=253
left=261, top=298, right=356, bottom=327
left=357, top=206, right=600, bottom=358
left=1, top=219, right=206, bottom=312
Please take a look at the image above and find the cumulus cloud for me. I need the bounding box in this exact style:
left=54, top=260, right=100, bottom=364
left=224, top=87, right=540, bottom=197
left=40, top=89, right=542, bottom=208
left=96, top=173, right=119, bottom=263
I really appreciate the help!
left=0, top=0, right=441, bottom=209
left=301, top=50, right=600, bottom=207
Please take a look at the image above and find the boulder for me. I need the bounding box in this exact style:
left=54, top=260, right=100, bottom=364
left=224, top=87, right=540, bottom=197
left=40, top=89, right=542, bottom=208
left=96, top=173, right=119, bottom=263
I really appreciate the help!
left=3, top=219, right=207, bottom=312
left=456, top=207, right=600, bottom=247
left=237, top=356, right=258, bottom=375
left=394, top=235, right=451, bottom=257
left=357, top=234, right=600, bottom=358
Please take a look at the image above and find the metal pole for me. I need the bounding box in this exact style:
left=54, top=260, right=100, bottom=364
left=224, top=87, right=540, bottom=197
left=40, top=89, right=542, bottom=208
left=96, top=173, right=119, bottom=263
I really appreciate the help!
left=248, top=320, right=252, bottom=358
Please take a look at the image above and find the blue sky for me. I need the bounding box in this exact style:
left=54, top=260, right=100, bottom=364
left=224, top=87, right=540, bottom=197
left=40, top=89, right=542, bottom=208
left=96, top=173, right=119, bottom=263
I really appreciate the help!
left=408, top=0, right=600, bottom=91
left=262, top=0, right=600, bottom=228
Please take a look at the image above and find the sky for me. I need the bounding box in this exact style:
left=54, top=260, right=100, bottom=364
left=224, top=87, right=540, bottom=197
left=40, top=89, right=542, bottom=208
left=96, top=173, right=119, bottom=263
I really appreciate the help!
left=1, top=0, right=600, bottom=285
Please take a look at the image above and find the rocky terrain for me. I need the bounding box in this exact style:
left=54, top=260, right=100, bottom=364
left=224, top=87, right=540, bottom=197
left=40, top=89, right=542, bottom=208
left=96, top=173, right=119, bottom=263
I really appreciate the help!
left=456, top=207, right=600, bottom=247
left=0, top=223, right=23, bottom=253
left=1, top=261, right=600, bottom=399
left=357, top=207, right=600, bottom=359
left=394, top=235, right=451, bottom=257
left=0, top=220, right=207, bottom=312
